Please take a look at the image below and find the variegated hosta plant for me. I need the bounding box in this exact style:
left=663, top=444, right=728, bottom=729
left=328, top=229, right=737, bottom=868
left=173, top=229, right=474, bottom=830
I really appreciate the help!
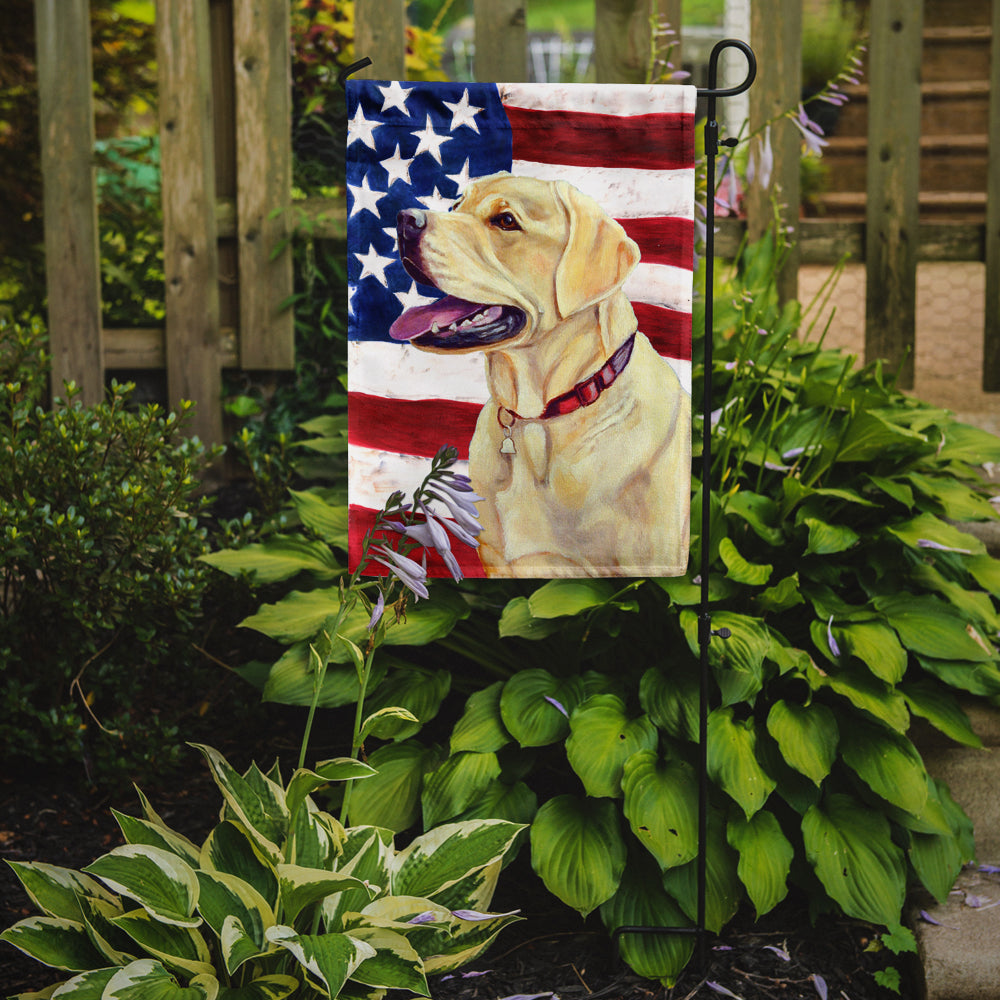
left=1, top=744, right=523, bottom=1000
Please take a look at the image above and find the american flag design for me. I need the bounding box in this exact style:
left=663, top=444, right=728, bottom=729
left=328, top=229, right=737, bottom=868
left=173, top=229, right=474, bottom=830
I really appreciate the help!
left=346, top=80, right=696, bottom=578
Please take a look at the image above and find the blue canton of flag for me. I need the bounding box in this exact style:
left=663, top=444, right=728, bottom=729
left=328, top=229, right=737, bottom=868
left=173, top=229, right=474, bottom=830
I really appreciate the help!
left=347, top=82, right=513, bottom=343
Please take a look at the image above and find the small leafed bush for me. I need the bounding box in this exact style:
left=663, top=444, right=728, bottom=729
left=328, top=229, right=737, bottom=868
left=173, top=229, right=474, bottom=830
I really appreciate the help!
left=1, top=744, right=524, bottom=998
left=0, top=317, right=218, bottom=782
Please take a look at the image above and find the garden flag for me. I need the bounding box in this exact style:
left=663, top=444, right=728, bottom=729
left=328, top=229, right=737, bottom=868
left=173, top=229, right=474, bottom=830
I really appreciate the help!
left=346, top=80, right=695, bottom=578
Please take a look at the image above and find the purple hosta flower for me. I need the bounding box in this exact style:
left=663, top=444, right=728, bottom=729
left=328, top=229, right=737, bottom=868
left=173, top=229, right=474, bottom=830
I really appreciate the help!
left=544, top=695, right=569, bottom=718
left=386, top=508, right=464, bottom=582
left=747, top=124, right=774, bottom=191
left=827, top=616, right=842, bottom=657
left=979, top=864, right=1000, bottom=874
left=367, top=590, right=385, bottom=631
left=451, top=908, right=521, bottom=921
left=421, top=498, right=480, bottom=550
left=706, top=983, right=742, bottom=999
left=715, top=156, right=741, bottom=216
left=370, top=544, right=429, bottom=600
left=812, top=974, right=828, bottom=1000
left=792, top=104, right=829, bottom=157
left=917, top=538, right=973, bottom=555
left=919, top=909, right=958, bottom=929
left=497, top=994, right=558, bottom=1000
left=407, top=911, right=438, bottom=925
left=763, top=944, right=791, bottom=962
left=426, top=478, right=484, bottom=537
left=441, top=970, right=493, bottom=981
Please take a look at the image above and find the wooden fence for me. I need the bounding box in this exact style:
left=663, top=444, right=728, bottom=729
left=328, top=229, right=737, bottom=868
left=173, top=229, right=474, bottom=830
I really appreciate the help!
left=33, top=0, right=1000, bottom=445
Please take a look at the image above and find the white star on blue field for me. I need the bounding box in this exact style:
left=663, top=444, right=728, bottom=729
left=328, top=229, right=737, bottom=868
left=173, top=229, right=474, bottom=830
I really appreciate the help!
left=346, top=82, right=515, bottom=345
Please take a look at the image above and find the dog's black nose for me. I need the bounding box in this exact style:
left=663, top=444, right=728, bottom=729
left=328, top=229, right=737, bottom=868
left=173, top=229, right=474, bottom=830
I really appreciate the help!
left=397, top=208, right=427, bottom=244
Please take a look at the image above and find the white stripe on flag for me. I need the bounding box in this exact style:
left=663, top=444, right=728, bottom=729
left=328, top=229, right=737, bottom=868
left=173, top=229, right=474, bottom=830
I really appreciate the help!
left=350, top=444, right=473, bottom=512
left=499, top=82, right=697, bottom=116
left=509, top=161, right=695, bottom=219
left=625, top=263, right=693, bottom=313
left=348, top=341, right=489, bottom=403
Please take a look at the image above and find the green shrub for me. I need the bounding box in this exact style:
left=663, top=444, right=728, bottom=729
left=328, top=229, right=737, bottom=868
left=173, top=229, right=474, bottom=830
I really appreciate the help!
left=0, top=317, right=220, bottom=783
left=1, top=743, right=524, bottom=998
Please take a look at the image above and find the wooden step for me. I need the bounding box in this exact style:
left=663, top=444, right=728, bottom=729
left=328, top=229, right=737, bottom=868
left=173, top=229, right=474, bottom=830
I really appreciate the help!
left=822, top=134, right=989, bottom=193
left=813, top=190, right=987, bottom=222
left=922, top=0, right=992, bottom=28
left=922, top=25, right=993, bottom=83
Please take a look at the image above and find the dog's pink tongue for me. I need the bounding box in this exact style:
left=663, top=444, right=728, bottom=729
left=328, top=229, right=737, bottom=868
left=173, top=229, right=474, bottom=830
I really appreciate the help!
left=389, top=295, right=480, bottom=341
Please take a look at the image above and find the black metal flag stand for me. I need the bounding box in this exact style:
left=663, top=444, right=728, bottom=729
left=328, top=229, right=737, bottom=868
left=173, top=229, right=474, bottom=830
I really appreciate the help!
left=340, top=39, right=758, bottom=974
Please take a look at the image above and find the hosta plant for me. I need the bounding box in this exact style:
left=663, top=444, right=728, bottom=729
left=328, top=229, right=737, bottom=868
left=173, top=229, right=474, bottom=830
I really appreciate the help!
left=1, top=743, right=523, bottom=999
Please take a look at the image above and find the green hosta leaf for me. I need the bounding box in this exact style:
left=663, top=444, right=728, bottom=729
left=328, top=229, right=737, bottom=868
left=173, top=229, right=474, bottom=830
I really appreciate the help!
left=916, top=655, right=1000, bottom=697
left=421, top=751, right=502, bottom=828
left=600, top=853, right=694, bottom=987
left=360, top=706, right=422, bottom=742
left=277, top=865, right=374, bottom=925
left=41, top=966, right=118, bottom=998
left=803, top=517, right=859, bottom=556
left=265, top=926, right=375, bottom=997
left=906, top=472, right=998, bottom=522
left=765, top=701, right=838, bottom=786
left=450, top=682, right=511, bottom=754
left=200, top=535, right=341, bottom=584
left=901, top=680, right=982, bottom=748
left=866, top=474, right=914, bottom=509
left=727, top=811, right=793, bottom=917
left=288, top=488, right=349, bottom=546
left=724, top=490, right=784, bottom=545
left=195, top=871, right=273, bottom=974
left=654, top=573, right=737, bottom=606
left=707, top=708, right=776, bottom=818
left=835, top=410, right=927, bottom=463
left=839, top=718, right=928, bottom=816
left=886, top=512, right=985, bottom=557
left=910, top=562, right=1000, bottom=633
left=835, top=621, right=907, bottom=684
left=874, top=594, right=995, bottom=662
left=424, top=906, right=522, bottom=975
left=111, top=909, right=214, bottom=978
left=83, top=846, right=200, bottom=928
left=718, top=537, right=772, bottom=586
left=527, top=578, right=618, bottom=617
left=285, top=759, right=376, bottom=822
left=530, top=795, right=626, bottom=917
left=497, top=596, right=564, bottom=639
left=680, top=610, right=770, bottom=706
left=219, top=915, right=269, bottom=980
left=190, top=746, right=287, bottom=862
left=216, top=975, right=299, bottom=1000
left=103, top=959, right=218, bottom=1000
left=322, top=830, right=393, bottom=930
left=966, top=553, right=1000, bottom=597
left=199, top=822, right=278, bottom=910
left=802, top=793, right=906, bottom=926
left=453, top=779, right=538, bottom=827
left=639, top=663, right=699, bottom=742
left=347, top=740, right=442, bottom=832
left=112, top=812, right=201, bottom=868
left=621, top=751, right=698, bottom=870
left=808, top=660, right=910, bottom=732
left=346, top=926, right=429, bottom=994
left=75, top=894, right=136, bottom=967
left=935, top=421, right=1000, bottom=464
left=909, top=810, right=966, bottom=906
left=499, top=670, right=584, bottom=747
left=661, top=810, right=741, bottom=933
left=756, top=573, right=804, bottom=614
left=362, top=667, right=451, bottom=740
left=261, top=643, right=385, bottom=709
left=5, top=862, right=118, bottom=923
left=0, top=916, right=107, bottom=971
left=565, top=695, right=658, bottom=798
left=393, top=820, right=524, bottom=900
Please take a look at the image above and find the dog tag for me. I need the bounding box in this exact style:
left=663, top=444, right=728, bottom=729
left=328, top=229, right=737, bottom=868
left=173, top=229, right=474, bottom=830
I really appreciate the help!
left=500, top=431, right=516, bottom=455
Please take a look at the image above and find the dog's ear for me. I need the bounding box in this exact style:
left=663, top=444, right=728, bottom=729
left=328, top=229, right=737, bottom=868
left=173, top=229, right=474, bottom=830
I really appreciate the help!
left=553, top=181, right=640, bottom=320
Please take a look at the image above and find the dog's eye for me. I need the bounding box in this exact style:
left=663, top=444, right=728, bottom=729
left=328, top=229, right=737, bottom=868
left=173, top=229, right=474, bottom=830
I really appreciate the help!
left=490, top=212, right=521, bottom=232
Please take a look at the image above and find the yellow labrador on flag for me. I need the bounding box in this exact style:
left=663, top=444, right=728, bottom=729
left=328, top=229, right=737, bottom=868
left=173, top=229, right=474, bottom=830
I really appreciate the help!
left=390, top=172, right=691, bottom=578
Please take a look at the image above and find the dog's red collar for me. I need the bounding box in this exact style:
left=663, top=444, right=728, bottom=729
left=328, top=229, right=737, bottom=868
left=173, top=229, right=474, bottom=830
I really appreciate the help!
left=497, top=332, right=637, bottom=430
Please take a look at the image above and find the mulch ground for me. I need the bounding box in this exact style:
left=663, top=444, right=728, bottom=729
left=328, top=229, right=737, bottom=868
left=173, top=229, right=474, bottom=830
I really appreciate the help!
left=1, top=743, right=913, bottom=1000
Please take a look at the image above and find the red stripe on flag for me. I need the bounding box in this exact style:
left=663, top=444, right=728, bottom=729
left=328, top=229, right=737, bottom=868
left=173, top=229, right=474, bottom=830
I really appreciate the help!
left=348, top=393, right=482, bottom=458
left=618, top=217, right=694, bottom=270
left=633, top=302, right=692, bottom=360
left=505, top=106, right=694, bottom=171
left=349, top=505, right=487, bottom=580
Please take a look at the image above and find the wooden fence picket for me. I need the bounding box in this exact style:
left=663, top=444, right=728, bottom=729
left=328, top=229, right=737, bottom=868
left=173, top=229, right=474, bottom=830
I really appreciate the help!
left=984, top=0, right=1000, bottom=390
left=354, top=0, right=407, bottom=79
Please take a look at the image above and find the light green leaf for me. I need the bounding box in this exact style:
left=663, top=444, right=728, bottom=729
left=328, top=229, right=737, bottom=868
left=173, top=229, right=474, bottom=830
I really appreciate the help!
left=199, top=822, right=278, bottom=910
left=527, top=579, right=617, bottom=618
left=680, top=610, right=770, bottom=706
left=347, top=740, right=441, bottom=832
left=765, top=700, right=838, bottom=786
left=497, top=597, right=564, bottom=639
left=285, top=760, right=375, bottom=823
left=393, top=820, right=524, bottom=901
left=421, top=752, right=502, bottom=829
left=200, top=536, right=341, bottom=584
left=906, top=472, right=999, bottom=521
left=916, top=655, right=1000, bottom=697
left=83, top=846, right=200, bottom=928
left=727, top=811, right=793, bottom=917
left=450, top=682, right=511, bottom=754
left=346, top=926, right=429, bottom=994
left=835, top=410, right=927, bottom=463
left=719, top=536, right=772, bottom=585
left=111, top=909, right=214, bottom=978
left=621, top=751, right=699, bottom=871
left=874, top=594, right=995, bottom=662
left=836, top=621, right=907, bottom=684
left=802, top=517, right=859, bottom=556
left=886, top=512, right=985, bottom=556
left=360, top=706, right=421, bottom=742
left=499, top=670, right=584, bottom=747
left=47, top=967, right=118, bottom=998
left=452, top=780, right=538, bottom=827
left=195, top=871, right=273, bottom=973
left=599, top=854, right=694, bottom=987
left=901, top=680, right=982, bottom=748
left=839, top=718, right=929, bottom=816
left=707, top=708, right=776, bottom=818
left=4, top=862, right=118, bottom=923
left=215, top=975, right=299, bottom=1000
left=362, top=667, right=451, bottom=740
left=288, top=489, right=349, bottom=546
left=112, top=812, right=201, bottom=868
left=103, top=959, right=217, bottom=1000
left=966, top=553, right=1000, bottom=597
left=529, top=795, right=626, bottom=917
left=0, top=917, right=107, bottom=972
left=756, top=573, right=804, bottom=614
left=724, top=490, right=784, bottom=545
left=909, top=826, right=966, bottom=905
left=265, top=926, right=375, bottom=997
left=563, top=695, right=657, bottom=799
left=802, top=794, right=906, bottom=926
left=261, top=643, right=385, bottom=709
left=277, top=865, right=374, bottom=925
left=639, top=664, right=699, bottom=743
left=808, top=660, right=910, bottom=732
